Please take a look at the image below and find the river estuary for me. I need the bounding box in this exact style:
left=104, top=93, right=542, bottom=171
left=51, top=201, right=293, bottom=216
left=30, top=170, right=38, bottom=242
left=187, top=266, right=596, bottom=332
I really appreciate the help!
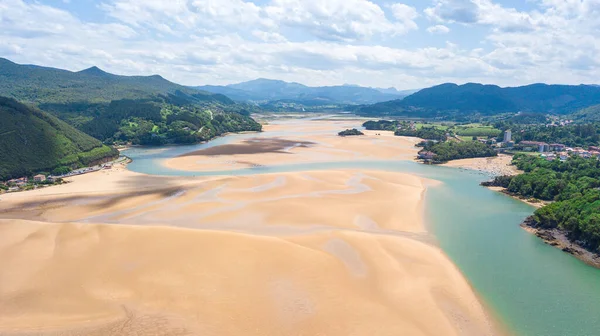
left=123, top=120, right=600, bottom=336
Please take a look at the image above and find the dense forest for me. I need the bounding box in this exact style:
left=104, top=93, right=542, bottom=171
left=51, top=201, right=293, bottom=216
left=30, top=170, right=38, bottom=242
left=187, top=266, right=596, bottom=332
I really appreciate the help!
left=362, top=120, right=398, bottom=131
left=42, top=96, right=262, bottom=145
left=421, top=141, right=497, bottom=163
left=484, top=154, right=600, bottom=253
left=0, top=97, right=118, bottom=180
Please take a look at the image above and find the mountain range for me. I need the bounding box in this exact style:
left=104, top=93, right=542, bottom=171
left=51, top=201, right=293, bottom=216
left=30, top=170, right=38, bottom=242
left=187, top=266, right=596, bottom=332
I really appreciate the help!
left=356, top=83, right=600, bottom=118
left=0, top=58, right=261, bottom=152
left=0, top=57, right=230, bottom=105
left=196, top=78, right=415, bottom=105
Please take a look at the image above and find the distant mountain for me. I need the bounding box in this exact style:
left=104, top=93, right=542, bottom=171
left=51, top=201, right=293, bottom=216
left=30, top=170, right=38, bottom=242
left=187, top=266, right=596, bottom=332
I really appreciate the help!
left=374, top=87, right=420, bottom=96
left=196, top=78, right=408, bottom=105
left=356, top=83, right=600, bottom=118
left=0, top=97, right=118, bottom=180
left=0, top=57, right=228, bottom=104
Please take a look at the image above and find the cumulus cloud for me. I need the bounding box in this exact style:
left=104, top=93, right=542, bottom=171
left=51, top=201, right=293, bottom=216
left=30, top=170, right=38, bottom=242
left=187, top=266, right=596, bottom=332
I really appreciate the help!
left=427, top=25, right=450, bottom=34
left=252, top=30, right=287, bottom=43
left=425, top=0, right=535, bottom=32
left=1, top=0, right=600, bottom=89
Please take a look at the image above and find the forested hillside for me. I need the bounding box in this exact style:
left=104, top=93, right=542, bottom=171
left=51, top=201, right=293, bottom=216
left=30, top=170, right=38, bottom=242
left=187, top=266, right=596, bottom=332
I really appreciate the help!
left=0, top=97, right=118, bottom=180
left=570, top=104, right=600, bottom=122
left=0, top=57, right=226, bottom=104
left=484, top=154, right=600, bottom=254
left=356, top=83, right=600, bottom=118
left=0, top=58, right=262, bottom=145
left=41, top=96, right=262, bottom=145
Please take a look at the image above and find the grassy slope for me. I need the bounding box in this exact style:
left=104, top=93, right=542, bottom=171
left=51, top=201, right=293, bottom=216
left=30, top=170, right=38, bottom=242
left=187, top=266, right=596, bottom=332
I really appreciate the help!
left=0, top=97, right=118, bottom=180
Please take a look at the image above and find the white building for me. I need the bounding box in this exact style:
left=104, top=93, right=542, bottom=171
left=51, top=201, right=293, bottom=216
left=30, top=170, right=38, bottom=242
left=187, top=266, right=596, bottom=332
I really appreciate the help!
left=503, top=130, right=512, bottom=143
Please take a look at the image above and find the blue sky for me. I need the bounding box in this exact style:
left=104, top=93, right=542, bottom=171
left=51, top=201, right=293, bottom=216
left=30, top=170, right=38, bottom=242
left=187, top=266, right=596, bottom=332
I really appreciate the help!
left=1, top=0, right=599, bottom=89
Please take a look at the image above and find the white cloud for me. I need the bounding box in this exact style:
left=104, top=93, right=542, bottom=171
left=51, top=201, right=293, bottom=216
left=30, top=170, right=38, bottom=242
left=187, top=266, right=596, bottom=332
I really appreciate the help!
left=390, top=3, right=418, bottom=20
left=101, top=0, right=415, bottom=42
left=1, top=0, right=600, bottom=89
left=425, top=0, right=535, bottom=32
left=252, top=30, right=287, bottom=43
left=263, top=0, right=417, bottom=41
left=427, top=25, right=450, bottom=34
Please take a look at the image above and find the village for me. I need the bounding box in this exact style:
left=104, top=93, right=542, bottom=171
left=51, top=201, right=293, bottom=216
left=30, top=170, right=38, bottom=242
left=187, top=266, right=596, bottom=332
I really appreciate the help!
left=416, top=127, right=600, bottom=164
left=496, top=130, right=599, bottom=161
left=0, top=156, right=128, bottom=194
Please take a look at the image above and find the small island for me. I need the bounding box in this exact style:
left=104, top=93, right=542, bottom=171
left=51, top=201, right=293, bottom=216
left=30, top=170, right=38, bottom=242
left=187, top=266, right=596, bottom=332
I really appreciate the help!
left=338, top=128, right=364, bottom=137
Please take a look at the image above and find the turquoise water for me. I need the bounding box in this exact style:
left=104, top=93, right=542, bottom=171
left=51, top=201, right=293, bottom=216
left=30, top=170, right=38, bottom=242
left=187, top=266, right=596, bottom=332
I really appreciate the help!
left=123, top=134, right=600, bottom=336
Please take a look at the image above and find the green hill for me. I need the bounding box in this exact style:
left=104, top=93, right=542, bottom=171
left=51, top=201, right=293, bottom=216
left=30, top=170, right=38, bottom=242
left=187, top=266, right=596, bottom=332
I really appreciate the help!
left=0, top=97, right=119, bottom=180
left=356, top=83, right=600, bottom=118
left=0, top=58, right=262, bottom=145
left=0, top=57, right=228, bottom=104
left=570, top=104, right=600, bottom=122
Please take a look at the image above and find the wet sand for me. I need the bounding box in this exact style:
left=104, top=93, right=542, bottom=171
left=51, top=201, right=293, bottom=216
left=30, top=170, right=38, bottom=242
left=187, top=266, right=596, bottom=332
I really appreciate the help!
left=180, top=138, right=316, bottom=156
left=0, top=120, right=499, bottom=336
left=165, top=121, right=421, bottom=172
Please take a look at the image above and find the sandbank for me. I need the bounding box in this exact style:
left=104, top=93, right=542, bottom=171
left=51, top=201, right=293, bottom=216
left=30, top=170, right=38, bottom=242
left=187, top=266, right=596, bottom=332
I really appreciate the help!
left=0, top=166, right=497, bottom=336
left=164, top=121, right=421, bottom=172
left=0, top=119, right=500, bottom=335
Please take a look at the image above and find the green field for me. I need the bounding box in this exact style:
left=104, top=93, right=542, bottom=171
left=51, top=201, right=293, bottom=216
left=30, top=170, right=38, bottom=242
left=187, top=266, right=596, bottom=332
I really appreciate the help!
left=414, top=122, right=451, bottom=130
left=454, top=125, right=502, bottom=137
left=458, top=136, right=477, bottom=142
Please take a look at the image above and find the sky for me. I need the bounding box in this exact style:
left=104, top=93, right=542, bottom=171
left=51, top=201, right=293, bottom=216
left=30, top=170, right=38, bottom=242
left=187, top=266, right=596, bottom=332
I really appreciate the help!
left=1, top=0, right=599, bottom=89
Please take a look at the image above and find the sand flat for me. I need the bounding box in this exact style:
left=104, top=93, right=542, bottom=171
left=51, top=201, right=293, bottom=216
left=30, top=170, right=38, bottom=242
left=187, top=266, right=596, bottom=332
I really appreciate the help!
left=0, top=167, right=496, bottom=336
left=164, top=120, right=421, bottom=172
left=0, top=119, right=499, bottom=336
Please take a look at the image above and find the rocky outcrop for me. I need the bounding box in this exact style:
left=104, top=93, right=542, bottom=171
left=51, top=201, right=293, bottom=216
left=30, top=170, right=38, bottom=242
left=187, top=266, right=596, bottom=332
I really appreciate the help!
left=521, top=216, right=600, bottom=269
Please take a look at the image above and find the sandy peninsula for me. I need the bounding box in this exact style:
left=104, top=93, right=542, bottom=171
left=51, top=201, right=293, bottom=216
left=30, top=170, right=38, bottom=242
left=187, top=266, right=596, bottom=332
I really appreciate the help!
left=0, top=119, right=500, bottom=336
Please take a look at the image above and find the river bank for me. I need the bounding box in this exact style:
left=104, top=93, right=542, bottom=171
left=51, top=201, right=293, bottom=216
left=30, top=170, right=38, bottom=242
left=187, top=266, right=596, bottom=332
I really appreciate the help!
left=485, top=186, right=547, bottom=209
left=521, top=218, right=600, bottom=268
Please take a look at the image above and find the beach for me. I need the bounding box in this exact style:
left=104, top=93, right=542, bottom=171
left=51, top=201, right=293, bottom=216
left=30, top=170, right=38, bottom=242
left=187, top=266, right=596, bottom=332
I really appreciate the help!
left=441, top=154, right=520, bottom=176
left=0, top=119, right=499, bottom=336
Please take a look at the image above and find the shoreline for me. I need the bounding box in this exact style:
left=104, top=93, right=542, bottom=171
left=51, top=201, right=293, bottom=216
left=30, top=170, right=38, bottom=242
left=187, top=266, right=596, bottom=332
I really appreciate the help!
left=485, top=186, right=547, bottom=209
left=521, top=218, right=600, bottom=269
left=481, top=180, right=600, bottom=269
